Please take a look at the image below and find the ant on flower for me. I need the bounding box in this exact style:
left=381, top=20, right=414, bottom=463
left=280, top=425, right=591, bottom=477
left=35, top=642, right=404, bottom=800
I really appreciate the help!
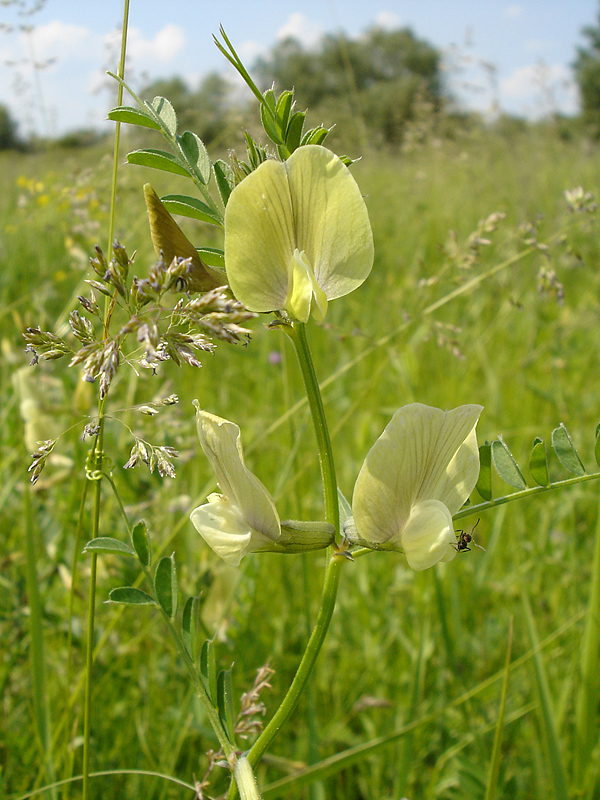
left=453, top=518, right=485, bottom=553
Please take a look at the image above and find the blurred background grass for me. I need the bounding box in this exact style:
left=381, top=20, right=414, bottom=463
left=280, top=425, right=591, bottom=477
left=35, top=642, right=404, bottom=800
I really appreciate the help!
left=2, top=124, right=600, bottom=798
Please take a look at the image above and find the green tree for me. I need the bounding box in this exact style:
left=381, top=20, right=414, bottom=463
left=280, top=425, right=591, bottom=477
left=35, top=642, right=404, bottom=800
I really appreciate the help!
left=573, top=5, right=600, bottom=128
left=253, top=26, right=443, bottom=147
left=0, top=103, right=19, bottom=149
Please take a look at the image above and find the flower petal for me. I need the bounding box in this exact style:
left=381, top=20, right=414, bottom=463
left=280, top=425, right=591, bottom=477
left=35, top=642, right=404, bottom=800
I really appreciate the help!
left=284, top=145, right=374, bottom=301
left=224, top=145, right=373, bottom=319
left=194, top=403, right=281, bottom=541
left=225, top=159, right=294, bottom=313
left=190, top=494, right=254, bottom=566
left=400, top=499, right=457, bottom=571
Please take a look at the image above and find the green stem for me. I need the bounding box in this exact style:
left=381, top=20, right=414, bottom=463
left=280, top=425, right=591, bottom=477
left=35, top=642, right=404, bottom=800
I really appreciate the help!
left=82, top=411, right=105, bottom=800
left=236, top=321, right=345, bottom=789
left=287, top=322, right=339, bottom=533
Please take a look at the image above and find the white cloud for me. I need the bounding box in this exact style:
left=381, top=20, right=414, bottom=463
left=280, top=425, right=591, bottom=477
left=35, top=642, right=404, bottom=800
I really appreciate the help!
left=500, top=62, right=578, bottom=117
left=28, top=20, right=91, bottom=61
left=504, top=4, right=523, bottom=18
left=126, top=24, right=186, bottom=64
left=277, top=13, right=322, bottom=48
left=374, top=11, right=403, bottom=30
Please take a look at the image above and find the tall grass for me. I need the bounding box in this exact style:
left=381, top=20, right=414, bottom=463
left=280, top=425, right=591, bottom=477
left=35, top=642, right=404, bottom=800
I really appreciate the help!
left=2, top=126, right=600, bottom=798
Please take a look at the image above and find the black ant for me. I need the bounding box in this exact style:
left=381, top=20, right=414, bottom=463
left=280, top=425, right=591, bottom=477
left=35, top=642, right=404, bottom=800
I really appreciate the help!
left=453, top=518, right=485, bottom=553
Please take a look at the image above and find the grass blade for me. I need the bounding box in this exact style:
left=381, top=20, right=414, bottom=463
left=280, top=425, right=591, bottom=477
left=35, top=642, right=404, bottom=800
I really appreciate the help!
left=521, top=590, right=569, bottom=799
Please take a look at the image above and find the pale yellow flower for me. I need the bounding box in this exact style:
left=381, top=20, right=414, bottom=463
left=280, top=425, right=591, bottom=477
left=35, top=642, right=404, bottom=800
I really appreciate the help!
left=224, top=145, right=374, bottom=323
left=350, top=403, right=483, bottom=570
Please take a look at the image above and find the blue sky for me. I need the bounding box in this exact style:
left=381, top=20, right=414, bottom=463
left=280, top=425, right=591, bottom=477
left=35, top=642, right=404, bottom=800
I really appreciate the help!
left=0, top=0, right=596, bottom=137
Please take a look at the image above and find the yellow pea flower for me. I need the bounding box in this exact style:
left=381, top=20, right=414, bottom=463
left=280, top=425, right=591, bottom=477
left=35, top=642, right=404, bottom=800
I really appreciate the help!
left=224, top=145, right=374, bottom=323
left=350, top=403, right=483, bottom=571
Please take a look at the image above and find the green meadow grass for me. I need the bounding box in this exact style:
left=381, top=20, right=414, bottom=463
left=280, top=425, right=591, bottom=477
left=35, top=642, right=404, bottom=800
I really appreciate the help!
left=3, top=127, right=600, bottom=798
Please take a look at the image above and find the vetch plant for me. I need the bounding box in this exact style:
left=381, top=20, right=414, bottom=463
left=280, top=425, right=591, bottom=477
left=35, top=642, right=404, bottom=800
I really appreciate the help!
left=17, top=9, right=600, bottom=800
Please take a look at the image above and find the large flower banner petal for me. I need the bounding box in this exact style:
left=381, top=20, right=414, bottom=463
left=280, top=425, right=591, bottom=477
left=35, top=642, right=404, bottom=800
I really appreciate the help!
left=224, top=145, right=374, bottom=322
left=190, top=403, right=281, bottom=566
left=352, top=403, right=483, bottom=570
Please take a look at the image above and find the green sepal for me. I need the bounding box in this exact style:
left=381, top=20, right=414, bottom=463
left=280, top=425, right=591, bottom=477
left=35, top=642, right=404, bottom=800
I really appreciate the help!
left=491, top=437, right=527, bottom=490
left=260, top=102, right=283, bottom=145
left=160, top=194, right=222, bottom=226
left=106, top=586, right=155, bottom=606
left=276, top=90, right=294, bottom=131
left=301, top=126, right=331, bottom=146
left=200, top=640, right=218, bottom=703
left=107, top=106, right=161, bottom=131
left=337, top=487, right=353, bottom=529
left=217, top=667, right=236, bottom=744
left=476, top=442, right=493, bottom=500
left=213, top=160, right=235, bottom=206
left=177, top=130, right=211, bottom=184
left=154, top=553, right=178, bottom=618
left=262, top=87, right=277, bottom=113
left=196, top=247, right=225, bottom=269
left=244, top=132, right=269, bottom=170
left=529, top=437, right=550, bottom=486
left=83, top=537, right=135, bottom=557
left=551, top=423, right=586, bottom=476
left=285, top=110, right=306, bottom=153
left=271, top=521, right=335, bottom=552
left=127, top=149, right=191, bottom=177
left=181, top=596, right=200, bottom=662
left=131, top=520, right=151, bottom=566
left=150, top=95, right=177, bottom=136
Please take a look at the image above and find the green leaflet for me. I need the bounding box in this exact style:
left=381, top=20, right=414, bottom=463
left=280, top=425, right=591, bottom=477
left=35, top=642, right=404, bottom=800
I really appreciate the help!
left=529, top=437, right=550, bottom=487
left=127, top=149, right=191, bottom=177
left=161, top=194, right=222, bottom=226
left=200, top=640, right=218, bottom=704
left=83, top=537, right=135, bottom=557
left=107, top=106, right=161, bottom=131
left=107, top=587, right=155, bottom=606
left=131, top=520, right=151, bottom=566
left=491, top=437, right=528, bottom=490
left=181, top=596, right=199, bottom=662
left=552, top=423, right=586, bottom=476
left=477, top=442, right=493, bottom=500
left=177, top=130, right=211, bottom=184
left=213, top=160, right=235, bottom=206
left=154, top=554, right=178, bottom=618
left=150, top=95, right=177, bottom=136
left=196, top=247, right=225, bottom=269
left=217, top=667, right=236, bottom=744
